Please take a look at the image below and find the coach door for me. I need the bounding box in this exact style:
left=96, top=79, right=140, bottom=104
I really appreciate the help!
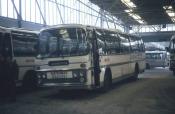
left=93, top=30, right=100, bottom=86
left=88, top=29, right=100, bottom=87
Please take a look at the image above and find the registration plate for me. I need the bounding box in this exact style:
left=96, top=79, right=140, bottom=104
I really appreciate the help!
left=47, top=71, right=72, bottom=79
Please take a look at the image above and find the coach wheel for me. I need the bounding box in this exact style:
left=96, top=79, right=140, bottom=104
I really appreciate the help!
left=102, top=69, right=112, bottom=92
left=23, top=71, right=38, bottom=91
left=173, top=70, right=175, bottom=76
left=132, top=64, right=139, bottom=80
left=146, top=63, right=150, bottom=69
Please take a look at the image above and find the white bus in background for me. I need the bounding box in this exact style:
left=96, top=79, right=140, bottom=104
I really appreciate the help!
left=0, top=26, right=38, bottom=88
left=145, top=50, right=167, bottom=69
left=35, top=24, right=145, bottom=91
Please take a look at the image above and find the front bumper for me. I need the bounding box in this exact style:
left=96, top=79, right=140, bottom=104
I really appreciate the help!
left=36, top=69, right=93, bottom=89
left=40, top=82, right=94, bottom=90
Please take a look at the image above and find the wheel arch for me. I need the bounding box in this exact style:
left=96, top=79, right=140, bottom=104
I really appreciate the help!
left=22, top=70, right=38, bottom=88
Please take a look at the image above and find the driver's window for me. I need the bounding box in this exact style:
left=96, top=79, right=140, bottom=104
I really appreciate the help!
left=77, top=29, right=89, bottom=54
left=87, top=29, right=93, bottom=40
left=4, top=33, right=12, bottom=58
left=86, top=29, right=94, bottom=49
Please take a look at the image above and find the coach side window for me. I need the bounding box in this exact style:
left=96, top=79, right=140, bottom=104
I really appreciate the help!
left=142, top=41, right=145, bottom=52
left=118, top=34, right=130, bottom=53
left=114, top=33, right=120, bottom=54
left=130, top=36, right=140, bottom=52
left=96, top=29, right=106, bottom=55
left=104, top=30, right=120, bottom=55
left=137, top=39, right=142, bottom=52
left=139, top=39, right=145, bottom=52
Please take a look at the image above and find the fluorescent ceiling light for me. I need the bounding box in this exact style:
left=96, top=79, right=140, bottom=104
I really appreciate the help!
left=166, top=11, right=174, bottom=17
left=130, top=14, right=141, bottom=20
left=137, top=20, right=144, bottom=24
left=122, top=0, right=145, bottom=24
left=125, top=10, right=145, bottom=24
left=121, top=0, right=136, bottom=8
left=163, top=5, right=175, bottom=22
left=124, top=9, right=133, bottom=13
left=129, top=14, right=144, bottom=24
left=163, top=6, right=173, bottom=10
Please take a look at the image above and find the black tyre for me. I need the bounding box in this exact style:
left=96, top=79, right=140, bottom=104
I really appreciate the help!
left=102, top=70, right=112, bottom=92
left=146, top=63, right=150, bottom=69
left=131, top=65, right=139, bottom=80
left=23, top=71, right=38, bottom=91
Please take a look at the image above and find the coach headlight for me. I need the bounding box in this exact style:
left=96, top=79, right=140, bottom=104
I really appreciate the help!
left=72, top=71, right=79, bottom=78
left=72, top=70, right=87, bottom=79
left=80, top=70, right=87, bottom=77
left=80, top=77, right=85, bottom=83
left=42, top=74, right=47, bottom=79
left=80, top=72, right=84, bottom=77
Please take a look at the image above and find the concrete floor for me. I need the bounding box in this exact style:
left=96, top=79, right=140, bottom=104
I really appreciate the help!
left=0, top=68, right=175, bottom=114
